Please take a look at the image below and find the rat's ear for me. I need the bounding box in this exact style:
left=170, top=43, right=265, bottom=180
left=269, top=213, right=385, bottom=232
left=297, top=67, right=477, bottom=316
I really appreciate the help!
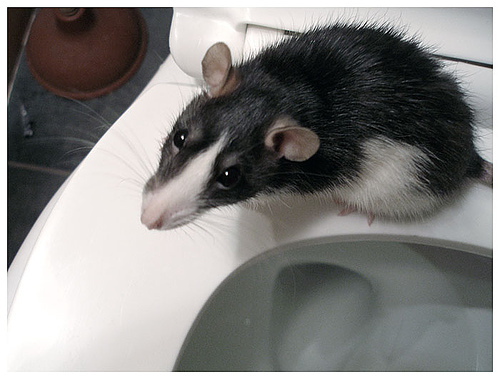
left=265, top=117, right=320, bottom=162
left=202, top=42, right=240, bottom=97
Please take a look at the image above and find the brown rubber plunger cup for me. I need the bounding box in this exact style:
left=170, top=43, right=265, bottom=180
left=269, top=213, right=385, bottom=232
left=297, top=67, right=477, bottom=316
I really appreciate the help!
left=25, top=8, right=148, bottom=100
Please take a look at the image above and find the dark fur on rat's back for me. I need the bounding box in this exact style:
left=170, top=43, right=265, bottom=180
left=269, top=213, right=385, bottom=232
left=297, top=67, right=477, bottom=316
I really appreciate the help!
left=150, top=23, right=490, bottom=222
left=242, top=25, right=482, bottom=191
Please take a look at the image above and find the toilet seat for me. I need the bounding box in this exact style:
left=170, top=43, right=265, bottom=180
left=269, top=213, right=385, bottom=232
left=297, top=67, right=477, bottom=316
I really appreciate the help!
left=8, top=8, right=492, bottom=371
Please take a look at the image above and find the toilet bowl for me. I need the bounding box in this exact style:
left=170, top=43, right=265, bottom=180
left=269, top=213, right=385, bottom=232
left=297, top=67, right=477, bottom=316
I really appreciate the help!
left=8, top=8, right=492, bottom=371
left=175, top=241, right=492, bottom=371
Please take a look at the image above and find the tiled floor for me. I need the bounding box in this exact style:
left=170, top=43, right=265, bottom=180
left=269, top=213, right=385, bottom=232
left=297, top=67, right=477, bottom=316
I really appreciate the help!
left=7, top=8, right=174, bottom=268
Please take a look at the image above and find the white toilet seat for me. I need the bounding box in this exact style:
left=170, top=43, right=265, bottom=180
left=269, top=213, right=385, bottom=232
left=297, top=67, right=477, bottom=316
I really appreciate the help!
left=8, top=8, right=492, bottom=371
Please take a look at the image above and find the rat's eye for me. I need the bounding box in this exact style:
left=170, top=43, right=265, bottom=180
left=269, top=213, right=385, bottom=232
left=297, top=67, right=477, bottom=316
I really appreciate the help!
left=217, top=166, right=241, bottom=189
left=173, top=129, right=189, bottom=149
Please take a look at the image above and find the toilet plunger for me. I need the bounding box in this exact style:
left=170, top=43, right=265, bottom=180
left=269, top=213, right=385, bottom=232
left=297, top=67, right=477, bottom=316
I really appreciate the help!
left=25, top=8, right=148, bottom=100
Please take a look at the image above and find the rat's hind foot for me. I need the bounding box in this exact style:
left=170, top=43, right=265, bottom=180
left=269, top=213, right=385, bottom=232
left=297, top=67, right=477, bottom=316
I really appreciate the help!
left=337, top=205, right=356, bottom=217
left=337, top=203, right=375, bottom=225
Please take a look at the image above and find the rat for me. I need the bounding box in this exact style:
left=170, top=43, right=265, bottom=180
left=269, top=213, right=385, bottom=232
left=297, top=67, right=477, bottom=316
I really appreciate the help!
left=140, top=23, right=493, bottom=231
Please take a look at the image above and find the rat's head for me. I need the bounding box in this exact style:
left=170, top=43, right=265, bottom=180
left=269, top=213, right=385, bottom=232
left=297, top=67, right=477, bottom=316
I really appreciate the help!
left=141, top=43, right=320, bottom=230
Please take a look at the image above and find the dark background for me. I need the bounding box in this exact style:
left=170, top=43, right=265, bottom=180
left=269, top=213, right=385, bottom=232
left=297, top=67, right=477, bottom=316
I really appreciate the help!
left=7, top=8, right=174, bottom=268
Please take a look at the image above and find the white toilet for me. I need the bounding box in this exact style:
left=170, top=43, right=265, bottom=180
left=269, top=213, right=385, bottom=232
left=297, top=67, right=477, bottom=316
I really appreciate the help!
left=8, top=8, right=492, bottom=371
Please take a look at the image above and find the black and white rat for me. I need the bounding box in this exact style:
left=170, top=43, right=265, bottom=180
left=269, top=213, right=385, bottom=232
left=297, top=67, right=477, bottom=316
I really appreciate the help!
left=141, top=23, right=492, bottom=230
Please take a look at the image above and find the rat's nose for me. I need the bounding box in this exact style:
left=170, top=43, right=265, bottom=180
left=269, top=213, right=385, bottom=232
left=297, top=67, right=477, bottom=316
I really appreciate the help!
left=141, top=208, right=164, bottom=230
left=140, top=184, right=199, bottom=231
